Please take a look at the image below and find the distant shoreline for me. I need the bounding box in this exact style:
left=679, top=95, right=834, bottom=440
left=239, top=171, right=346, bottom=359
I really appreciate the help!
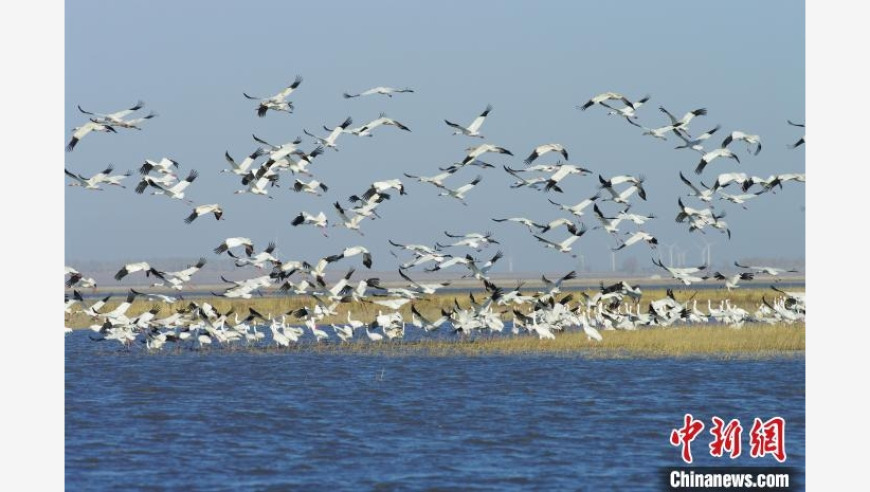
left=66, top=274, right=806, bottom=297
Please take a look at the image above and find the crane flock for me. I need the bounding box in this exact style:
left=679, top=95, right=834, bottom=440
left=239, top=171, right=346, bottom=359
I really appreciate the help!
left=65, top=79, right=805, bottom=350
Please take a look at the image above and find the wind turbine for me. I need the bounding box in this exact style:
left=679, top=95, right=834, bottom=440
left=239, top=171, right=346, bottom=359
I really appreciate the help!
left=662, top=242, right=679, bottom=268
left=575, top=247, right=586, bottom=272
left=676, top=248, right=688, bottom=268
left=693, top=238, right=717, bottom=268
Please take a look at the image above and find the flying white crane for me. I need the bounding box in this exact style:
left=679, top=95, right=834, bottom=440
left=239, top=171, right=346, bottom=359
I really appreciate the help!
left=348, top=113, right=411, bottom=136
left=397, top=270, right=450, bottom=296
left=709, top=212, right=731, bottom=240
left=438, top=175, right=483, bottom=205
left=184, top=204, right=223, bottom=223
left=721, top=130, right=762, bottom=155
left=503, top=165, right=549, bottom=190
left=135, top=172, right=177, bottom=190
left=537, top=217, right=575, bottom=234
left=114, top=262, right=165, bottom=281
left=292, top=178, right=329, bottom=196
left=740, top=175, right=782, bottom=194
left=710, top=172, right=750, bottom=192
left=221, top=148, right=265, bottom=175
left=361, top=179, right=406, bottom=200
left=161, top=258, right=208, bottom=289
left=592, top=204, right=625, bottom=235
left=461, top=144, right=513, bottom=165
left=673, top=125, right=721, bottom=153
left=626, top=118, right=677, bottom=140
left=348, top=193, right=388, bottom=219
left=787, top=120, right=805, bottom=149
left=227, top=242, right=278, bottom=269
left=658, top=106, right=708, bottom=131
left=462, top=251, right=503, bottom=281
left=326, top=245, right=373, bottom=269
left=304, top=117, right=353, bottom=151
left=778, top=172, right=808, bottom=186
left=440, top=159, right=495, bottom=172
left=117, top=111, right=158, bottom=130
left=444, top=104, right=492, bottom=138
left=490, top=217, right=542, bottom=233
left=215, top=274, right=272, bottom=299
left=695, top=147, right=740, bottom=175
left=235, top=164, right=278, bottom=198
left=615, top=209, right=656, bottom=225
left=214, top=237, right=255, bottom=257
left=343, top=86, right=414, bottom=98
left=533, top=223, right=588, bottom=256
left=734, top=261, right=799, bottom=276
left=243, top=75, right=302, bottom=117
left=140, top=157, right=179, bottom=177
left=423, top=254, right=472, bottom=273
left=599, top=174, right=646, bottom=195
left=547, top=194, right=600, bottom=218
left=599, top=94, right=651, bottom=122
left=403, top=167, right=457, bottom=190
left=66, top=270, right=97, bottom=290
left=76, top=100, right=148, bottom=128
left=136, top=170, right=199, bottom=202
left=524, top=143, right=569, bottom=165
left=291, top=211, right=329, bottom=236
left=66, top=119, right=117, bottom=151
left=651, top=258, right=708, bottom=285
left=410, top=304, right=448, bottom=332
left=679, top=171, right=715, bottom=202
left=712, top=272, right=754, bottom=291
left=675, top=198, right=715, bottom=226
left=770, top=285, right=806, bottom=307
left=332, top=201, right=367, bottom=235
left=97, top=168, right=131, bottom=188
left=65, top=165, right=129, bottom=190
left=717, top=190, right=762, bottom=209
left=252, top=134, right=303, bottom=163
left=280, top=146, right=325, bottom=176
left=78, top=293, right=112, bottom=319
left=613, top=231, right=658, bottom=251
left=370, top=298, right=411, bottom=310
left=437, top=231, right=499, bottom=251
left=599, top=179, right=644, bottom=205
left=544, top=163, right=591, bottom=192
left=576, top=92, right=630, bottom=111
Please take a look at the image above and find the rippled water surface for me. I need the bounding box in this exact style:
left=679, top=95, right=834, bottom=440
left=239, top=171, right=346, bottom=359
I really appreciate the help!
left=66, top=332, right=804, bottom=490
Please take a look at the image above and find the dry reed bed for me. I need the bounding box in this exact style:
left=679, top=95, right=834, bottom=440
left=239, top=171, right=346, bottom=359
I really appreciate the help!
left=65, top=288, right=806, bottom=356
left=300, top=323, right=806, bottom=358
left=65, top=287, right=801, bottom=329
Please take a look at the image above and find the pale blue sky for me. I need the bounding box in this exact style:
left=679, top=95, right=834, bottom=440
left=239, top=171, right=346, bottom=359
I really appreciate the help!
left=64, top=0, right=805, bottom=272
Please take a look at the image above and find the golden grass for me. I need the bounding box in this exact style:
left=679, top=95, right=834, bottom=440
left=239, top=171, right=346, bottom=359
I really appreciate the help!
left=298, top=323, right=805, bottom=358
left=66, top=287, right=801, bottom=328
left=66, top=287, right=805, bottom=357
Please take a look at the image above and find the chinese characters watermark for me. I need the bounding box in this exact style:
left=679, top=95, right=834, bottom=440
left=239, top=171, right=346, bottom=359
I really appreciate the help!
left=670, top=414, right=786, bottom=464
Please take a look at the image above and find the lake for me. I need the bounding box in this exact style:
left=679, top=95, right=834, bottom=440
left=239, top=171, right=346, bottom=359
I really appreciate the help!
left=66, top=331, right=804, bottom=490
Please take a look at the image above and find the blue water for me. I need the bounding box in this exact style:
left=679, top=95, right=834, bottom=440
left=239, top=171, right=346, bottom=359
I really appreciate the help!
left=66, top=332, right=805, bottom=490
